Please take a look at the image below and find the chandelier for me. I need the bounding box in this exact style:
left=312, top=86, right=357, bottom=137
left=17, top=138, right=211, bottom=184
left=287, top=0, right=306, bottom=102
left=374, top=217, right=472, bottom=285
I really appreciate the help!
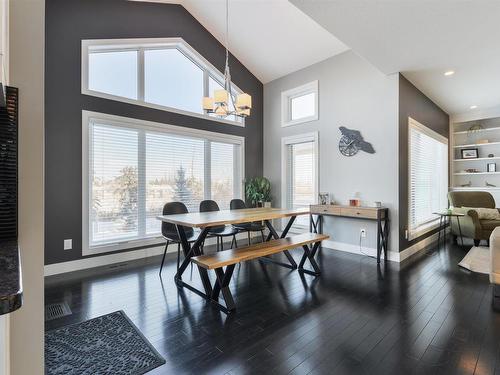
left=202, top=0, right=252, bottom=119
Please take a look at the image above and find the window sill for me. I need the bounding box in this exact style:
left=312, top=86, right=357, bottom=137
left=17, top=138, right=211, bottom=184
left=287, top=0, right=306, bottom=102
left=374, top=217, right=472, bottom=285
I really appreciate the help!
left=408, top=220, right=440, bottom=241
left=83, top=236, right=163, bottom=257
left=82, top=89, right=245, bottom=128
left=282, top=115, right=319, bottom=128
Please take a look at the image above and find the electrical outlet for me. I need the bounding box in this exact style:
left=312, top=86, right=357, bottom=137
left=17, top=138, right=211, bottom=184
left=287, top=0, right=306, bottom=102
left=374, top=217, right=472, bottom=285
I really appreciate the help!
left=360, top=229, right=366, bottom=238
left=64, top=239, right=72, bottom=250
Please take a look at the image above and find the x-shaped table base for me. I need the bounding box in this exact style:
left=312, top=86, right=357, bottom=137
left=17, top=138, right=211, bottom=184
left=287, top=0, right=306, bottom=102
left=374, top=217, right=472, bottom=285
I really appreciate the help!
left=173, top=215, right=323, bottom=313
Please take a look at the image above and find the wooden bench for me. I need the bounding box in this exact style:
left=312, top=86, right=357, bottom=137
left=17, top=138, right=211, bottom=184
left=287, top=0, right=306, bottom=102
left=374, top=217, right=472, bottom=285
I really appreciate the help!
left=191, top=232, right=329, bottom=313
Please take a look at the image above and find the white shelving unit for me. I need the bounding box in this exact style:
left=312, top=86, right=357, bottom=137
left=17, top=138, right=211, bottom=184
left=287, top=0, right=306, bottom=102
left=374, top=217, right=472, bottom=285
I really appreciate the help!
left=451, top=116, right=500, bottom=203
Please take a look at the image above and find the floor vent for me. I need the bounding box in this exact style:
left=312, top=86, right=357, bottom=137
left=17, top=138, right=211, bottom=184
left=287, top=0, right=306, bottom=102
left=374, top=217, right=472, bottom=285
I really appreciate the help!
left=45, top=302, right=72, bottom=321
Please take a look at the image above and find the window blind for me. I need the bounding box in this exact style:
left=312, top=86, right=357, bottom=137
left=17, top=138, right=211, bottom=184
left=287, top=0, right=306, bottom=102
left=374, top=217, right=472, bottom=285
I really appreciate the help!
left=408, top=119, right=448, bottom=239
left=88, top=118, right=242, bottom=248
left=286, top=141, right=315, bottom=227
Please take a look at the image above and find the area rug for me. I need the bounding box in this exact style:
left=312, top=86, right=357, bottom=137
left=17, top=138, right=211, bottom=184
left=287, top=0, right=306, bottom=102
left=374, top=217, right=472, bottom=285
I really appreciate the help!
left=458, top=246, right=490, bottom=274
left=45, top=310, right=165, bottom=375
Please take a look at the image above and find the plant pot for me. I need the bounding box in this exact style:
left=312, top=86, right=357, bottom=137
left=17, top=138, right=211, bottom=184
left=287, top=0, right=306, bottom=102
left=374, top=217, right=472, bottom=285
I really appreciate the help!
left=256, top=201, right=263, bottom=208
left=264, top=202, right=271, bottom=208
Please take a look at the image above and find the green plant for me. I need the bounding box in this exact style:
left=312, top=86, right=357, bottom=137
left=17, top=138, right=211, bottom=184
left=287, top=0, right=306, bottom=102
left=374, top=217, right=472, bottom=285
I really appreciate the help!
left=245, top=177, right=272, bottom=207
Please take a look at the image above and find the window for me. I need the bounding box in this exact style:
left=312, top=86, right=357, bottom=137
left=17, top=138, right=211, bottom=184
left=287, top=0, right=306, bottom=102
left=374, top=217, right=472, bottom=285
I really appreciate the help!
left=281, top=80, right=318, bottom=127
left=408, top=117, right=448, bottom=240
left=144, top=48, right=204, bottom=113
left=88, top=50, right=138, bottom=100
left=82, top=38, right=244, bottom=126
left=83, top=111, right=244, bottom=255
left=282, top=133, right=319, bottom=228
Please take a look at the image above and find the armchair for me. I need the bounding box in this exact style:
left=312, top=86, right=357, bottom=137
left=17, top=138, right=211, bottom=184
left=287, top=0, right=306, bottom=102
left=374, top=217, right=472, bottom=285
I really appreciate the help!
left=448, top=191, right=499, bottom=246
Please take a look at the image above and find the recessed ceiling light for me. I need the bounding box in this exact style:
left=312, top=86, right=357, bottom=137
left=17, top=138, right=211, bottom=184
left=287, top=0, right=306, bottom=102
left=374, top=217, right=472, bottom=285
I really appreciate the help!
left=470, top=105, right=478, bottom=109
left=444, top=70, right=455, bottom=76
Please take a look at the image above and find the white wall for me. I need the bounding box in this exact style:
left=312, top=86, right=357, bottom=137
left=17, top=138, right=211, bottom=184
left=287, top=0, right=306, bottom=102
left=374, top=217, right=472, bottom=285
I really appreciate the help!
left=9, top=0, right=45, bottom=374
left=264, top=51, right=400, bottom=255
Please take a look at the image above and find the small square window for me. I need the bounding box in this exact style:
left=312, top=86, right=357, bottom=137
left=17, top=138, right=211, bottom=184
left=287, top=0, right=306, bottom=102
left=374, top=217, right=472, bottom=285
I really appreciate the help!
left=281, top=80, right=318, bottom=127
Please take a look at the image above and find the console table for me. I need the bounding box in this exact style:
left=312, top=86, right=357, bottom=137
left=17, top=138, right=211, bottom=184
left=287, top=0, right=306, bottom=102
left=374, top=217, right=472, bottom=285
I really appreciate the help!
left=310, top=205, right=389, bottom=263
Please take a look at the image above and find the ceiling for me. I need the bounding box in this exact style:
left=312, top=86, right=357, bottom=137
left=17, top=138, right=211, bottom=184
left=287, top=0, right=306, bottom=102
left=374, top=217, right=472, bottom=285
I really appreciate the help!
left=133, top=0, right=348, bottom=83
left=291, top=0, right=500, bottom=115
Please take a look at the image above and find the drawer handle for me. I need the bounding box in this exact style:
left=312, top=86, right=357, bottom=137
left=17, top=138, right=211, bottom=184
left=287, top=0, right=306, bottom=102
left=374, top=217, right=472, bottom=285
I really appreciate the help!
left=323, top=209, right=328, bottom=212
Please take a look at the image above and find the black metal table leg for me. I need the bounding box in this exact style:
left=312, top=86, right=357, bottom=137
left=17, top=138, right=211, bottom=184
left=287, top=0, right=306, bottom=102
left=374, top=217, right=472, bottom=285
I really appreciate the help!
left=259, top=218, right=298, bottom=269
left=298, top=242, right=321, bottom=276
left=437, top=215, right=443, bottom=248
left=456, top=216, right=464, bottom=247
left=377, top=212, right=382, bottom=264
left=383, top=217, right=389, bottom=260
left=174, top=226, right=212, bottom=298
left=211, top=265, right=236, bottom=313
left=443, top=216, right=447, bottom=244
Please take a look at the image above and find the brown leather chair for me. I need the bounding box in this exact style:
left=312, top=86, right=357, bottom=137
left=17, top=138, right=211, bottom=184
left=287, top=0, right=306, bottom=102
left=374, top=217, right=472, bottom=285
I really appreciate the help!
left=448, top=191, right=499, bottom=246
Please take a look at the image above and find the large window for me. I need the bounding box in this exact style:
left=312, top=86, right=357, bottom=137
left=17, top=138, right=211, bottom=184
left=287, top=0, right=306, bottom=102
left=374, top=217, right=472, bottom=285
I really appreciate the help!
left=282, top=133, right=319, bottom=228
left=83, top=111, right=244, bottom=255
left=281, top=81, right=319, bottom=127
left=82, top=38, right=244, bottom=126
left=408, top=117, right=448, bottom=240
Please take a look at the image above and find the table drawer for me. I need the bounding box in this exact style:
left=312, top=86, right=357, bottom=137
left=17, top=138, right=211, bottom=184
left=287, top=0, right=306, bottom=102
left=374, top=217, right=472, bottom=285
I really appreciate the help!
left=310, top=205, right=341, bottom=215
left=340, top=207, right=378, bottom=219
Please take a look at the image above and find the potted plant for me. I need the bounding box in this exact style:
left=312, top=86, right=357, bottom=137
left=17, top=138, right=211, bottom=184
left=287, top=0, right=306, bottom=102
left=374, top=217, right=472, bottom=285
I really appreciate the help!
left=245, top=177, right=272, bottom=208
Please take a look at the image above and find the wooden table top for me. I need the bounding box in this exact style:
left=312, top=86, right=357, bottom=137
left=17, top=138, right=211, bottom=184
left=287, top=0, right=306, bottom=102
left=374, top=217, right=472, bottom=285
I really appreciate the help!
left=157, top=207, right=310, bottom=228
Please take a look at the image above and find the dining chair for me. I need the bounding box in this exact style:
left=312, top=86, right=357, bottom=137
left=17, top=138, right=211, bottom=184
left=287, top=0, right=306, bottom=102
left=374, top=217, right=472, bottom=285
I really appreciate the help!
left=230, top=199, right=265, bottom=245
left=160, top=201, right=201, bottom=275
left=199, top=200, right=238, bottom=251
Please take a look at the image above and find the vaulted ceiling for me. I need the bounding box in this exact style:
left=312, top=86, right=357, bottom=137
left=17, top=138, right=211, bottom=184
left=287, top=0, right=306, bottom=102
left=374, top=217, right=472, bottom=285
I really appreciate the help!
left=133, top=0, right=348, bottom=83
left=135, top=0, right=500, bottom=116
left=291, top=0, right=500, bottom=115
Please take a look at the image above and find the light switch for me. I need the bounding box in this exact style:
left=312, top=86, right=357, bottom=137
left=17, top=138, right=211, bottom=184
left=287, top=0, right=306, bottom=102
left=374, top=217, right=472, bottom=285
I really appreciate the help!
left=64, top=239, right=72, bottom=250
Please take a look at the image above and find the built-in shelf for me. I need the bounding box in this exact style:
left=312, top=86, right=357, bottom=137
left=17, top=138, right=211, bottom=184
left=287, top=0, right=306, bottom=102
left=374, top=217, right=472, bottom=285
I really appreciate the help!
left=452, top=118, right=500, bottom=203
left=454, top=171, right=500, bottom=175
left=454, top=157, right=500, bottom=162
left=453, top=141, right=500, bottom=148
left=454, top=126, right=500, bottom=135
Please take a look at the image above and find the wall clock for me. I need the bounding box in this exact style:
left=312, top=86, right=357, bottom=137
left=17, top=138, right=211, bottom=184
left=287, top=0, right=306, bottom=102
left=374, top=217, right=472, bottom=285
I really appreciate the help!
left=338, top=126, right=375, bottom=157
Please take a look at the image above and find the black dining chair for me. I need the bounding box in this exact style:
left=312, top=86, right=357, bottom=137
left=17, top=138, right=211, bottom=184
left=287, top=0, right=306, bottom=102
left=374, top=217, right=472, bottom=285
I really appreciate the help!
left=159, top=201, right=200, bottom=275
left=199, top=200, right=238, bottom=251
left=230, top=199, right=266, bottom=245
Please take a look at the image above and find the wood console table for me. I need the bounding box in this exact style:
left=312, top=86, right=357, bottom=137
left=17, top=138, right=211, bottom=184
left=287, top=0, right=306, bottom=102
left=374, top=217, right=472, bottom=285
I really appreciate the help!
left=309, top=205, right=389, bottom=263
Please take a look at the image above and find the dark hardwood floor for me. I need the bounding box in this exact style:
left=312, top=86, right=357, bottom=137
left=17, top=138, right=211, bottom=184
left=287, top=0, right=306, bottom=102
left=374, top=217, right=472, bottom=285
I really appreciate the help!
left=45, top=239, right=500, bottom=375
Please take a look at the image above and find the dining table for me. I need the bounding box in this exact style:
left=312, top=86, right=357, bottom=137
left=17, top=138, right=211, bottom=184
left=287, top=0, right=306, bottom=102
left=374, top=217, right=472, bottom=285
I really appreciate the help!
left=157, top=206, right=312, bottom=303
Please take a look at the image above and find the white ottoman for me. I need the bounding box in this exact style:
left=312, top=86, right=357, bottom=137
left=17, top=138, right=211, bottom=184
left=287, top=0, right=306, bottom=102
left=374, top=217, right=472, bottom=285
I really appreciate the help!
left=490, top=227, right=500, bottom=307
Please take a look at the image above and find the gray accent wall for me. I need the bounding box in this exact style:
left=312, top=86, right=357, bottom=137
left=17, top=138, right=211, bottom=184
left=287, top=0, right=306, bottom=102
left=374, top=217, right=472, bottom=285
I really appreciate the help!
left=264, top=51, right=400, bottom=255
left=45, top=0, right=263, bottom=265
left=398, top=74, right=449, bottom=251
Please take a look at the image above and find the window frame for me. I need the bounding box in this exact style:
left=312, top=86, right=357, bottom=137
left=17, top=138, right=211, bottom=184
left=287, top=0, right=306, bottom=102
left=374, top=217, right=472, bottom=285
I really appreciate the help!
left=281, top=132, right=319, bottom=231
left=407, top=117, right=449, bottom=241
left=81, top=38, right=245, bottom=127
left=281, top=80, right=319, bottom=127
left=82, top=110, right=245, bottom=256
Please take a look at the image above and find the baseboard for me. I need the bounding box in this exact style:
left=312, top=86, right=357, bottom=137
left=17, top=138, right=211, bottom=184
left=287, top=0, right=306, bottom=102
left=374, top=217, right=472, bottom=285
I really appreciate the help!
left=322, top=240, right=400, bottom=262
left=397, top=230, right=442, bottom=262
left=45, top=229, right=443, bottom=275
left=44, top=232, right=260, bottom=276
left=322, top=230, right=443, bottom=263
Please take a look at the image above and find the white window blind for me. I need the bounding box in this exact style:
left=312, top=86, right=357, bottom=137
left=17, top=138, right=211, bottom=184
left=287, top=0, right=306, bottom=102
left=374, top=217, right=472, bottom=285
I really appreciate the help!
left=86, top=113, right=243, bottom=252
left=408, top=118, right=448, bottom=240
left=285, top=140, right=316, bottom=227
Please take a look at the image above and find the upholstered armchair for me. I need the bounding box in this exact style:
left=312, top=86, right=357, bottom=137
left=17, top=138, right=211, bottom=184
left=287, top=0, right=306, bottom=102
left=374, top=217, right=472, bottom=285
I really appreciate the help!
left=448, top=191, right=500, bottom=246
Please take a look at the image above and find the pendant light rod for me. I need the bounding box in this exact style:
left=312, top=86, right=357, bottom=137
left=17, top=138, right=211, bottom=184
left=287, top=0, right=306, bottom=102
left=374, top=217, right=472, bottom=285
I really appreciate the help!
left=202, top=0, right=252, bottom=119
